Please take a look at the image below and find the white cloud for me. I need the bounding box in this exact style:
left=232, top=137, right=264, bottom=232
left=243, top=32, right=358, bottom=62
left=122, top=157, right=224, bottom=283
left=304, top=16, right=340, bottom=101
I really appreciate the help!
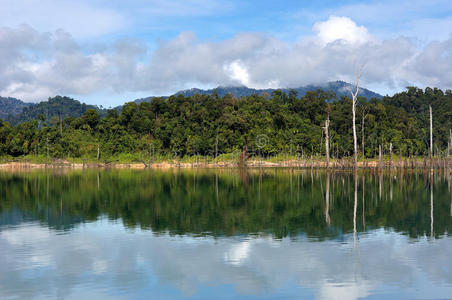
left=408, top=38, right=452, bottom=87
left=313, top=16, right=374, bottom=45
left=308, top=0, right=452, bottom=42
left=0, top=16, right=451, bottom=103
left=223, top=60, right=250, bottom=86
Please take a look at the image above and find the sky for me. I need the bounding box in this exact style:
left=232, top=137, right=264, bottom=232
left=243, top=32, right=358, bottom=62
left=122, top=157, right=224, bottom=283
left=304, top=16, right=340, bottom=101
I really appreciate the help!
left=0, top=0, right=451, bottom=106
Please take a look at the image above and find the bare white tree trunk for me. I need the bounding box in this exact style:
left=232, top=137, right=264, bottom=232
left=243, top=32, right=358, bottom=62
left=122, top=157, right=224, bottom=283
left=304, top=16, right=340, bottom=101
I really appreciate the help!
left=449, top=128, right=451, bottom=157
left=215, top=131, right=219, bottom=159
left=379, top=144, right=382, bottom=170
left=361, top=109, right=368, bottom=158
left=348, top=65, right=364, bottom=168
left=324, top=114, right=330, bottom=168
left=389, top=143, right=393, bottom=168
left=430, top=105, right=433, bottom=159
left=352, top=97, right=358, bottom=166
left=46, top=135, right=49, bottom=165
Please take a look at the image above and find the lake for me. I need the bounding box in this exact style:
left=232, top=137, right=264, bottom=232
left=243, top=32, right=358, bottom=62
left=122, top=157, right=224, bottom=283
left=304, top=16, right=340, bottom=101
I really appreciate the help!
left=0, top=168, right=451, bottom=299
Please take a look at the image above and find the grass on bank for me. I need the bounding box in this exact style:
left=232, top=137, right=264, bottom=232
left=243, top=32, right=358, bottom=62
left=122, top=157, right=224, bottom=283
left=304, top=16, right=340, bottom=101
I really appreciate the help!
left=1, top=153, right=450, bottom=165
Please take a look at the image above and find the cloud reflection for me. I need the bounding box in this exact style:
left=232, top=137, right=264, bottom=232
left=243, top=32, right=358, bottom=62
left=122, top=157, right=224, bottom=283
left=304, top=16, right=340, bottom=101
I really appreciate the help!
left=1, top=221, right=452, bottom=299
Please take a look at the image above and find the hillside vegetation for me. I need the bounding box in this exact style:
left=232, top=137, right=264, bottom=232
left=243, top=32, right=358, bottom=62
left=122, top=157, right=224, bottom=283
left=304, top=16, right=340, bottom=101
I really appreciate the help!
left=176, top=81, right=382, bottom=99
left=9, top=96, right=105, bottom=125
left=0, top=97, right=33, bottom=121
left=0, top=87, right=450, bottom=161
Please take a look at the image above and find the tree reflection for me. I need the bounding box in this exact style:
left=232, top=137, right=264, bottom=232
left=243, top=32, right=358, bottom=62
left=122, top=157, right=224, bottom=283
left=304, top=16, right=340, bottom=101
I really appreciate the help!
left=0, top=169, right=451, bottom=240
left=353, top=171, right=358, bottom=249
left=431, top=172, right=434, bottom=238
left=325, top=172, right=330, bottom=226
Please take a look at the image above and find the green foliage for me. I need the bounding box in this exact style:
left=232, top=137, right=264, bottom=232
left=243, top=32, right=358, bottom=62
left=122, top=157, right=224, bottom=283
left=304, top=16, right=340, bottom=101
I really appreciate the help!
left=0, top=87, right=450, bottom=160
left=0, top=96, right=33, bottom=121
left=9, top=96, right=105, bottom=125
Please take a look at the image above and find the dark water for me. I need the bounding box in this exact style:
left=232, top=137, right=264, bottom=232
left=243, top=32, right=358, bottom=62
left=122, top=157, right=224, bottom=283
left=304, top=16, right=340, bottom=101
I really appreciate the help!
left=1, top=169, right=451, bottom=299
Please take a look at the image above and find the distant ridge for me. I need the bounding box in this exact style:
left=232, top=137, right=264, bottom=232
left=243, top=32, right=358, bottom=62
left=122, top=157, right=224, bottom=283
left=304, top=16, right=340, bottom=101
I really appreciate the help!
left=128, top=81, right=382, bottom=108
left=0, top=81, right=382, bottom=123
left=0, top=97, right=33, bottom=121
left=174, top=81, right=382, bottom=99
left=6, top=96, right=105, bottom=125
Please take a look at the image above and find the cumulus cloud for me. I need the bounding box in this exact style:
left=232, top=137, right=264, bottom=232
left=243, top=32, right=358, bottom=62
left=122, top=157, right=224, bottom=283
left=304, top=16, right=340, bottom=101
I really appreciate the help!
left=0, top=16, right=451, bottom=102
left=408, top=38, right=452, bottom=88
left=0, top=25, right=147, bottom=101
left=313, top=16, right=374, bottom=45
left=310, top=0, right=452, bottom=42
left=223, top=60, right=250, bottom=86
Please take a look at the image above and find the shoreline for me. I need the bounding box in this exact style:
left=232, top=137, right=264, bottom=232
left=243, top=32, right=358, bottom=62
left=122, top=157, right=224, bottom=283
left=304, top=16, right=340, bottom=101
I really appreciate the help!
left=0, top=158, right=450, bottom=169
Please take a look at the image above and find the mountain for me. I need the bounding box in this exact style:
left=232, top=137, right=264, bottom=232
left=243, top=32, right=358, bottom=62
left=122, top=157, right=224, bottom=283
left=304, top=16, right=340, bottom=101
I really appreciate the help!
left=1, top=81, right=382, bottom=123
left=117, top=81, right=381, bottom=111
left=0, top=97, right=33, bottom=121
left=9, top=96, right=105, bottom=125
left=175, top=81, right=383, bottom=99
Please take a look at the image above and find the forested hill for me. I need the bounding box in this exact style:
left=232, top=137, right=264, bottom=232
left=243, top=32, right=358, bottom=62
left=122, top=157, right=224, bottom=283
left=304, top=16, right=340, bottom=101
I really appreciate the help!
left=175, top=81, right=383, bottom=99
left=129, top=81, right=382, bottom=107
left=1, top=81, right=382, bottom=123
left=9, top=96, right=105, bottom=125
left=382, top=87, right=452, bottom=148
left=0, top=97, right=33, bottom=121
left=0, top=87, right=450, bottom=160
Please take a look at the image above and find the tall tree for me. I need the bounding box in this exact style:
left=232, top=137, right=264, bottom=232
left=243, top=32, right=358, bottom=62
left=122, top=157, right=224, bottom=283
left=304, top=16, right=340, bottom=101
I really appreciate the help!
left=449, top=129, right=452, bottom=156
left=360, top=101, right=369, bottom=157
left=429, top=105, right=433, bottom=159
left=348, top=64, right=364, bottom=167
left=323, top=111, right=330, bottom=168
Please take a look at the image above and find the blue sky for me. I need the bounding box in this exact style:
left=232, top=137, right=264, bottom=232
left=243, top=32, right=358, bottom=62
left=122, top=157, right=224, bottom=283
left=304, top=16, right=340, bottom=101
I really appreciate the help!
left=1, top=0, right=452, bottom=106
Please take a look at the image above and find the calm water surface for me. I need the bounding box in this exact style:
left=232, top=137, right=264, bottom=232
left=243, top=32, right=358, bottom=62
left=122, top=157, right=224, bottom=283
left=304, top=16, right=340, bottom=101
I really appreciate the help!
left=1, top=169, right=451, bottom=299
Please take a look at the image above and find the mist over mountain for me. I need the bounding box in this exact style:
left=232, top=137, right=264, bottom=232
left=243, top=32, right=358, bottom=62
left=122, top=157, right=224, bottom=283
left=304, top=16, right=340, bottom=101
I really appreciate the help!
left=4, top=96, right=104, bottom=125
left=131, top=81, right=382, bottom=106
left=0, top=81, right=383, bottom=123
left=0, top=97, right=33, bottom=121
left=175, top=81, right=382, bottom=99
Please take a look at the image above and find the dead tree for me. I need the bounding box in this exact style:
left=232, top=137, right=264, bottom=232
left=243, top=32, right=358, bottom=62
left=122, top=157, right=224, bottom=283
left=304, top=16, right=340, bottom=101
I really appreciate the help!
left=429, top=105, right=433, bottom=160
left=215, top=131, right=219, bottom=159
left=389, top=143, right=393, bottom=168
left=361, top=104, right=369, bottom=158
left=379, top=144, right=382, bottom=170
left=347, top=64, right=365, bottom=168
left=449, top=129, right=452, bottom=157
left=323, top=112, right=330, bottom=168
left=46, top=135, right=49, bottom=166
left=239, top=145, right=248, bottom=167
